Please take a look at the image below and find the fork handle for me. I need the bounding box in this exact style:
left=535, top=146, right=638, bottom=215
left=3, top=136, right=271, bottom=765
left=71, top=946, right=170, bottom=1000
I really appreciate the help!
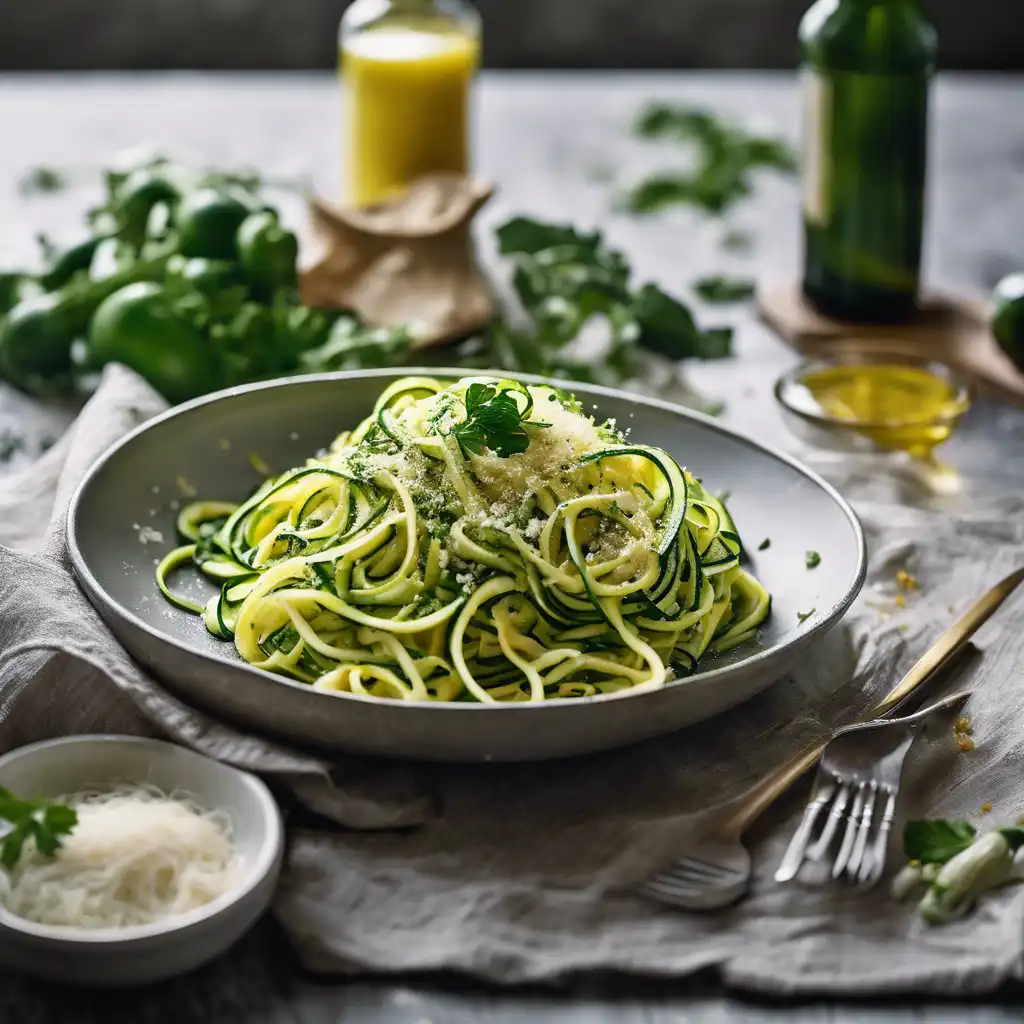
left=722, top=565, right=1024, bottom=840
left=722, top=741, right=826, bottom=839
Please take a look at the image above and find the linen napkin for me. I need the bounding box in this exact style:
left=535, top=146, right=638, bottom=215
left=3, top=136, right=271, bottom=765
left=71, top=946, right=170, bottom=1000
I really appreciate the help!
left=2, top=366, right=1024, bottom=996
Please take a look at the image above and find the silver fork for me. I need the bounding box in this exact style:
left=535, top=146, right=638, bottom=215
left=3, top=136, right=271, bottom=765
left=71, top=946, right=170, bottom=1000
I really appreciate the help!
left=774, top=690, right=970, bottom=887
left=637, top=564, right=1024, bottom=912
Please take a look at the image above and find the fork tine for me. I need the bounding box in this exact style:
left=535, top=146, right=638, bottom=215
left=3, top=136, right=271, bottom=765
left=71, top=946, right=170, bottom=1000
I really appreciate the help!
left=807, top=780, right=850, bottom=861
left=844, top=781, right=879, bottom=881
left=775, top=777, right=837, bottom=882
left=832, top=782, right=866, bottom=878
left=659, top=860, right=730, bottom=883
left=639, top=877, right=710, bottom=905
left=859, top=787, right=897, bottom=886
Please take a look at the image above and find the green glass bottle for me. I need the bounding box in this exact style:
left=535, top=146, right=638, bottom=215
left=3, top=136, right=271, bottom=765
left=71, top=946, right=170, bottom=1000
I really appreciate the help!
left=800, top=0, right=937, bottom=322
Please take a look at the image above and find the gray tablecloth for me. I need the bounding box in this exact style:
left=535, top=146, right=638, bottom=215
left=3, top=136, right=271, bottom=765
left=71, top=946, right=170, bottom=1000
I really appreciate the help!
left=1, top=366, right=1023, bottom=995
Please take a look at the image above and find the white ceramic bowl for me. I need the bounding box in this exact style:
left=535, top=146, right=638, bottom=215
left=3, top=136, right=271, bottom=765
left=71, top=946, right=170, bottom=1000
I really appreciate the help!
left=0, top=736, right=284, bottom=987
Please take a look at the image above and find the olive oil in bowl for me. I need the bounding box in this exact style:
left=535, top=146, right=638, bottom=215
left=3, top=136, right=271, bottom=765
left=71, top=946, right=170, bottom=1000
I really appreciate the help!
left=798, top=361, right=969, bottom=458
left=775, top=354, right=973, bottom=491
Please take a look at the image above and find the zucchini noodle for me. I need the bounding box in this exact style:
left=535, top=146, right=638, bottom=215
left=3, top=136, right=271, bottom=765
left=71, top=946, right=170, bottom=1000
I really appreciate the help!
left=155, top=376, right=771, bottom=703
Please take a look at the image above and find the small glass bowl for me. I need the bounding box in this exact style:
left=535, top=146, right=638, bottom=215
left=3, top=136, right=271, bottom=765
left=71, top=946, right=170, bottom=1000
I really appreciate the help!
left=773, top=349, right=974, bottom=458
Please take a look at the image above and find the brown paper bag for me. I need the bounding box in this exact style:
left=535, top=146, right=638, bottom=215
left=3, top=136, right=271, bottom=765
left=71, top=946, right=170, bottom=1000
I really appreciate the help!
left=300, top=174, right=495, bottom=348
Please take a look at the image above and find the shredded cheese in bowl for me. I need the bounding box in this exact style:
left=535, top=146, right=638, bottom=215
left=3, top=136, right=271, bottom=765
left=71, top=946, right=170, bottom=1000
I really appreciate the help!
left=0, top=784, right=241, bottom=930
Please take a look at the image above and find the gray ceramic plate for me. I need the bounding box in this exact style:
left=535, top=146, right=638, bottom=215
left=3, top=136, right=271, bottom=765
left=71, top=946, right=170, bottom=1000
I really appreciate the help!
left=67, top=369, right=866, bottom=762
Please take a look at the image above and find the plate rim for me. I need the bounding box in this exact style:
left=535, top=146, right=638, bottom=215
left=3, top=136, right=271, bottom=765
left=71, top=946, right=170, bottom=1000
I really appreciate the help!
left=66, top=367, right=868, bottom=715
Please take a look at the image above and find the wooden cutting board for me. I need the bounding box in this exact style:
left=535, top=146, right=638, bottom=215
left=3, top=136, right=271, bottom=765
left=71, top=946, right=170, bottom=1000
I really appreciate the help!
left=758, top=283, right=1024, bottom=408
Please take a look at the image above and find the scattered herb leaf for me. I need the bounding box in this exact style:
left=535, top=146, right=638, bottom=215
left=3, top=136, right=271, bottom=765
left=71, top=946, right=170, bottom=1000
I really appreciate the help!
left=797, top=608, right=816, bottom=624
left=18, top=166, right=69, bottom=196
left=694, top=275, right=756, bottom=304
left=805, top=550, right=821, bottom=569
left=0, top=787, right=77, bottom=870
left=757, top=538, right=771, bottom=551
left=626, top=104, right=797, bottom=217
left=903, top=819, right=978, bottom=865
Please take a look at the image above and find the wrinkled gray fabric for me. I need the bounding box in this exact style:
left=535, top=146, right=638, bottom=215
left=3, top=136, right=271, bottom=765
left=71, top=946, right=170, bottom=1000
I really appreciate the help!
left=2, top=365, right=1023, bottom=995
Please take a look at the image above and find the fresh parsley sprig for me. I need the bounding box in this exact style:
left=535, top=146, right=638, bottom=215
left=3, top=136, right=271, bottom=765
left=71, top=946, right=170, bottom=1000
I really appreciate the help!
left=452, top=382, right=536, bottom=459
left=0, top=787, right=78, bottom=870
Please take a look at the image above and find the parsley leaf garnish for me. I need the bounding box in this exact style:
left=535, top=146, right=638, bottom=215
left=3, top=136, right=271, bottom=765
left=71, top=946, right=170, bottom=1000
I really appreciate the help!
left=694, top=275, right=756, bottom=304
left=757, top=538, right=771, bottom=551
left=452, top=383, right=533, bottom=459
left=805, top=550, right=821, bottom=569
left=0, top=787, right=78, bottom=870
left=904, top=820, right=977, bottom=865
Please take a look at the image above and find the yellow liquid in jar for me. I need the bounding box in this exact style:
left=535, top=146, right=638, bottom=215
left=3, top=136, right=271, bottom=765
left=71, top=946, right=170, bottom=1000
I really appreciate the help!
left=801, top=363, right=969, bottom=457
left=341, top=24, right=479, bottom=207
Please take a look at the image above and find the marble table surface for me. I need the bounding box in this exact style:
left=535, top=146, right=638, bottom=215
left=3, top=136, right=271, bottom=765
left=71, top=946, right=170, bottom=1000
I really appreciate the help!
left=0, top=72, right=1022, bottom=1021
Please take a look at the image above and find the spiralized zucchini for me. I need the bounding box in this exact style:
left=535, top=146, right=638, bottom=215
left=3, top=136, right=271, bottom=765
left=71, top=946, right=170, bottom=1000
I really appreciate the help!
left=156, top=376, right=771, bottom=703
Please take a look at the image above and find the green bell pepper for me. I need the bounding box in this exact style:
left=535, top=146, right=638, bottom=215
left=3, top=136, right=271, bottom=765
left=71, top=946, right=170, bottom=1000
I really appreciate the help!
left=176, top=189, right=252, bottom=261
left=237, top=211, right=299, bottom=294
left=0, top=292, right=78, bottom=390
left=88, top=281, right=223, bottom=403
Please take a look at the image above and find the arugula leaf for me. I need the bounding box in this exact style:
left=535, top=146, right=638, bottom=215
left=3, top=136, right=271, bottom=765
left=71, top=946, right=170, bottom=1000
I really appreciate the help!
left=904, top=819, right=978, bottom=865
left=453, top=383, right=532, bottom=459
left=694, top=276, right=756, bottom=304
left=0, top=787, right=78, bottom=870
left=626, top=104, right=797, bottom=217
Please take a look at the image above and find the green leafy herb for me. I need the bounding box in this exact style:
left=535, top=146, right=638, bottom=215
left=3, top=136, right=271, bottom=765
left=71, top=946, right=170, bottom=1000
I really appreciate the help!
left=757, top=538, right=771, bottom=551
left=18, top=166, right=69, bottom=196
left=626, top=104, right=797, bottom=217
left=693, top=275, right=756, bottom=304
left=904, top=819, right=978, bottom=865
left=452, top=383, right=532, bottom=459
left=492, top=217, right=732, bottom=381
left=797, top=608, right=816, bottom=624
left=805, top=550, right=821, bottom=569
left=0, top=787, right=77, bottom=869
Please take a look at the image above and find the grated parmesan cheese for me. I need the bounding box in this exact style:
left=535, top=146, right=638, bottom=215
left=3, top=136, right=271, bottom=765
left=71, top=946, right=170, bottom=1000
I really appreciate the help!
left=469, top=396, right=610, bottom=505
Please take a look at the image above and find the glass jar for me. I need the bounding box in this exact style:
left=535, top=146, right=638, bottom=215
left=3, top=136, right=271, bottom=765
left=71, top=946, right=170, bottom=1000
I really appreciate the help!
left=339, top=0, right=482, bottom=207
